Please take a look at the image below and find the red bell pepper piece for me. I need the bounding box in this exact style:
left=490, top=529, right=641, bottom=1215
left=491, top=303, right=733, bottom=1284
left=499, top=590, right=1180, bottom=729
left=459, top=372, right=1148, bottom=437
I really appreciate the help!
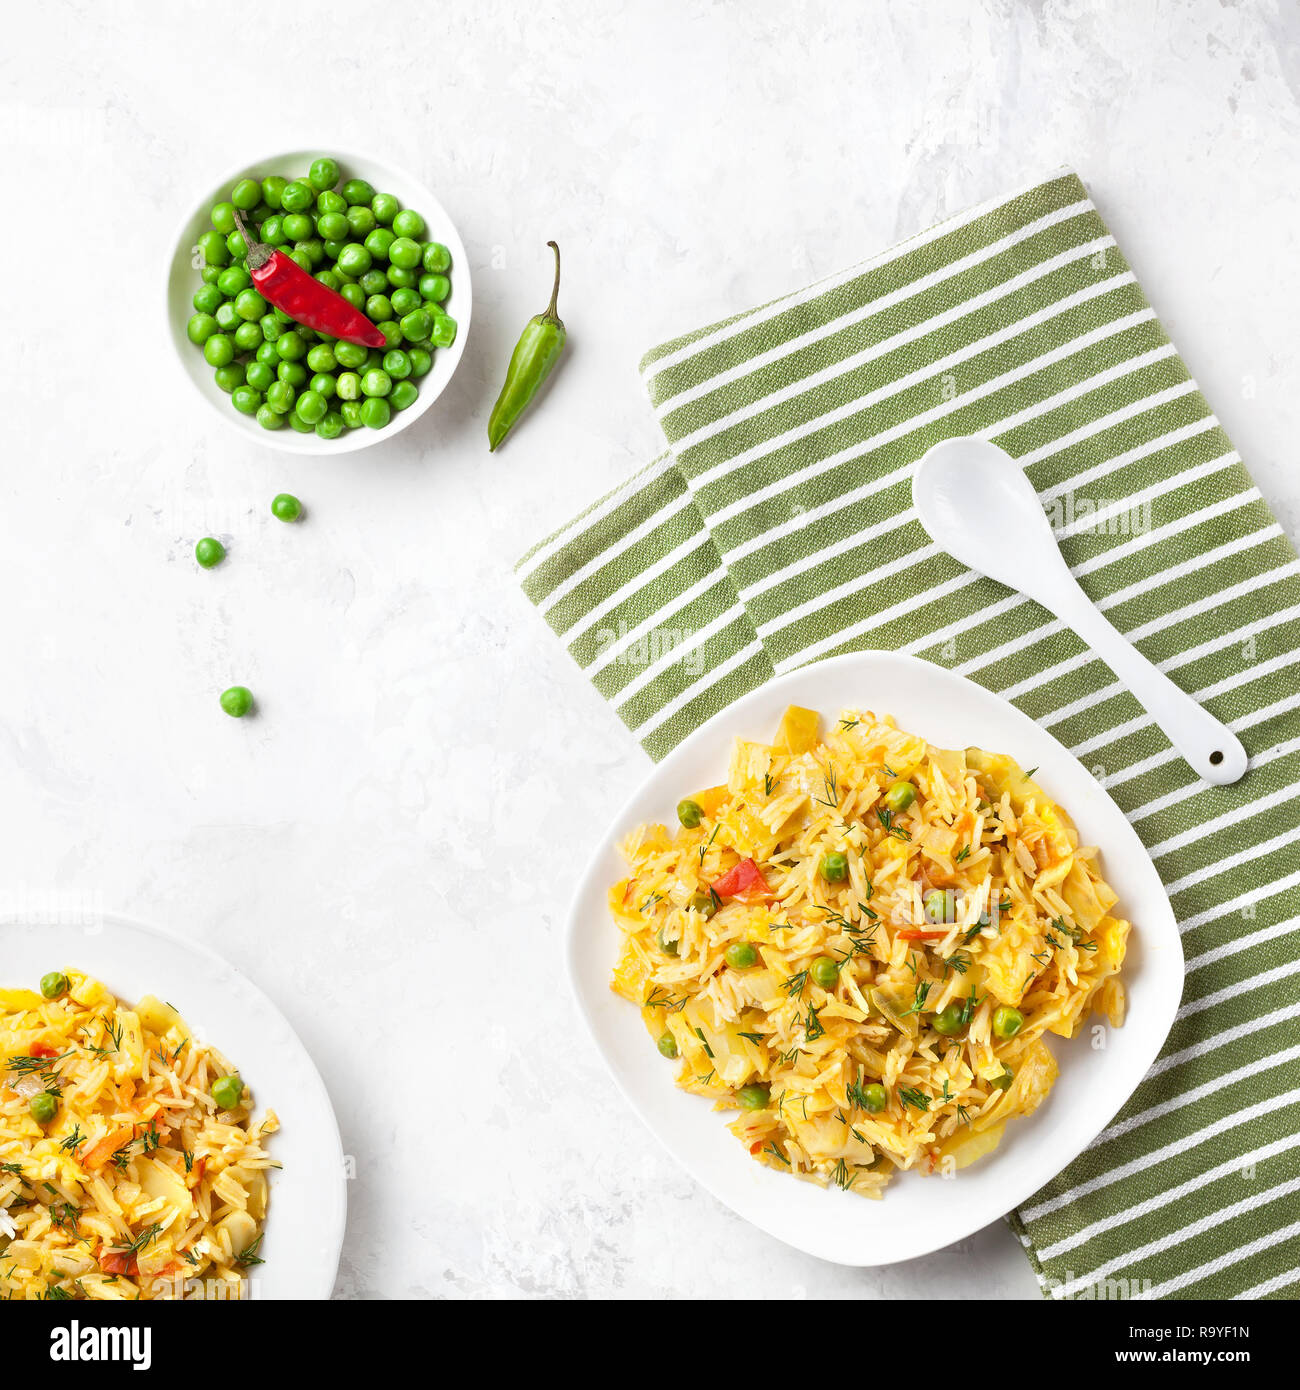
left=29, top=1042, right=59, bottom=1058
left=711, top=857, right=770, bottom=900
left=98, top=1248, right=138, bottom=1276
left=897, top=929, right=946, bottom=940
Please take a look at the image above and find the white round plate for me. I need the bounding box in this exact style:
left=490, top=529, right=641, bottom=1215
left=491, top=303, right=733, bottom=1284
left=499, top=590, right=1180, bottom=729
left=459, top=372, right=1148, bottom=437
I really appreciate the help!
left=165, top=148, right=472, bottom=455
left=566, top=650, right=1184, bottom=1267
left=0, top=910, right=346, bottom=1298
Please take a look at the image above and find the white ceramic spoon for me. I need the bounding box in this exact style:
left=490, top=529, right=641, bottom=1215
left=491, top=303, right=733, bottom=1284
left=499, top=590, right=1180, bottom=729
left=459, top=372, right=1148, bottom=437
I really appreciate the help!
left=913, top=436, right=1248, bottom=786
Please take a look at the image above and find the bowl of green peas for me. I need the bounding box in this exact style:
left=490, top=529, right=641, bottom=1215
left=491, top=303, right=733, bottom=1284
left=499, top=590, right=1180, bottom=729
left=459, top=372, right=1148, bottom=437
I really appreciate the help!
left=168, top=150, right=471, bottom=453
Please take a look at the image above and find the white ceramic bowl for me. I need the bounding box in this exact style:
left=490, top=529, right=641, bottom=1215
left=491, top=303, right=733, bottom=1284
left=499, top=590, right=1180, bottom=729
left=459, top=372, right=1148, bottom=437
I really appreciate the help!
left=166, top=149, right=471, bottom=455
left=0, top=910, right=347, bottom=1298
left=567, top=651, right=1184, bottom=1266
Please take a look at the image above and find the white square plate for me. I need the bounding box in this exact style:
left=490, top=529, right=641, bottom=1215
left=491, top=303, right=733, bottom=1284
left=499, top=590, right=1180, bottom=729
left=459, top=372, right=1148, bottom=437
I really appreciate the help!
left=0, top=911, right=346, bottom=1298
left=565, top=651, right=1183, bottom=1266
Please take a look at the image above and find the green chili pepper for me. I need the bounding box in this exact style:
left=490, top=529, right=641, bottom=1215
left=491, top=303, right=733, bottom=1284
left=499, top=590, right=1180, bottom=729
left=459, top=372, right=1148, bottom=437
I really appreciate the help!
left=487, top=241, right=566, bottom=451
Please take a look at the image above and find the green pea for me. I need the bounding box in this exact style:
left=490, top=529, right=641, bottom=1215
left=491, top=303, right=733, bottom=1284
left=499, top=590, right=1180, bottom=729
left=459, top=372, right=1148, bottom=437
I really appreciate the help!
left=231, top=385, right=262, bottom=416
left=340, top=282, right=366, bottom=311
left=214, top=301, right=240, bottom=332
left=725, top=942, right=758, bottom=970
left=334, top=340, right=367, bottom=369
left=233, top=322, right=262, bottom=353
left=389, top=287, right=422, bottom=317
left=346, top=205, right=377, bottom=238
left=295, top=390, right=327, bottom=425
left=736, top=1083, right=770, bottom=1111
left=657, top=1030, right=678, bottom=1059
left=419, top=272, right=450, bottom=303
left=277, top=361, right=307, bottom=388
left=339, top=400, right=364, bottom=429
left=261, top=214, right=287, bottom=246
left=200, top=264, right=223, bottom=285
left=245, top=362, right=274, bottom=393
left=400, top=309, right=432, bottom=343
left=884, top=781, right=917, bottom=813
left=990, top=1067, right=1014, bottom=1092
left=271, top=493, right=303, bottom=522
left=810, top=956, right=839, bottom=989
left=226, top=229, right=248, bottom=259
left=219, top=686, right=253, bottom=717
left=365, top=228, right=397, bottom=261
left=360, top=369, right=392, bottom=398
left=386, top=265, right=417, bottom=289
left=280, top=180, right=314, bottom=214
left=211, top=201, right=237, bottom=235
left=309, top=373, right=337, bottom=400
left=380, top=349, right=411, bottom=380
left=203, top=333, right=234, bottom=368
left=193, top=284, right=223, bottom=315
left=196, top=229, right=230, bottom=268
left=234, top=288, right=266, bottom=322
left=211, top=1074, right=244, bottom=1110
left=303, top=343, right=336, bottom=374
left=677, top=799, right=703, bottom=828
left=932, top=1003, right=966, bottom=1036
left=336, top=371, right=362, bottom=401
left=39, top=971, right=68, bottom=999
left=187, top=312, right=218, bottom=345
left=388, top=208, right=424, bottom=239
left=275, top=331, right=307, bottom=362
left=365, top=294, right=393, bottom=323
left=288, top=411, right=315, bottom=433
left=316, top=410, right=345, bottom=441
left=256, top=404, right=284, bottom=431
left=408, top=348, right=433, bottom=378
left=261, top=175, right=287, bottom=209
left=371, top=192, right=400, bottom=225
left=388, top=236, right=421, bottom=270
left=195, top=537, right=226, bottom=569
left=688, top=891, right=716, bottom=919
left=820, top=850, right=848, bottom=882
left=308, top=156, right=340, bottom=192
left=860, top=1082, right=887, bottom=1113
left=656, top=926, right=679, bottom=957
left=315, top=211, right=348, bottom=242
left=229, top=177, right=260, bottom=211
left=337, top=243, right=372, bottom=277
left=213, top=362, right=245, bottom=393
left=265, top=381, right=295, bottom=414
left=314, top=273, right=341, bottom=298
left=992, top=1006, right=1024, bottom=1040
left=317, top=189, right=346, bottom=215
left=430, top=314, right=457, bottom=348
left=422, top=241, right=452, bottom=273
left=342, top=178, right=375, bottom=206
left=924, top=889, right=956, bottom=925
left=277, top=211, right=309, bottom=242
left=29, top=1093, right=58, bottom=1124
left=390, top=380, right=418, bottom=411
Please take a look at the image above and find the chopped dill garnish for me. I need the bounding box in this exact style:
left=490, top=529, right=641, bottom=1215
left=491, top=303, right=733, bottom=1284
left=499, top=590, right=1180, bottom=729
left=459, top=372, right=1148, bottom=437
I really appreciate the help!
left=234, top=1233, right=265, bottom=1268
left=693, top=1026, right=714, bottom=1059
left=955, top=844, right=971, bottom=863
left=783, top=970, right=808, bottom=998
left=58, top=1126, right=84, bottom=1155
left=899, top=981, right=932, bottom=1017
left=803, top=1003, right=825, bottom=1042
left=877, top=807, right=910, bottom=841
left=831, top=1157, right=854, bottom=1190
left=738, top=1031, right=764, bottom=1045
left=944, top=951, right=970, bottom=977
left=1024, top=766, right=1038, bottom=779
left=762, top=1142, right=791, bottom=1166
left=897, top=1086, right=931, bottom=1112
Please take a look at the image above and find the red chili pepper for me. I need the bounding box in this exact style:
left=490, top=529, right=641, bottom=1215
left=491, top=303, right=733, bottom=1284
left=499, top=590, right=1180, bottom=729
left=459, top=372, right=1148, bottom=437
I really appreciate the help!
left=897, top=929, right=946, bottom=941
left=711, top=857, right=770, bottom=900
left=233, top=211, right=385, bottom=349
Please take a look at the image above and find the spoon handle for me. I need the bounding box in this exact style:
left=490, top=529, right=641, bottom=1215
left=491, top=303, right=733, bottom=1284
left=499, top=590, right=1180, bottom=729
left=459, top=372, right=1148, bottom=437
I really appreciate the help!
left=1053, top=582, right=1248, bottom=786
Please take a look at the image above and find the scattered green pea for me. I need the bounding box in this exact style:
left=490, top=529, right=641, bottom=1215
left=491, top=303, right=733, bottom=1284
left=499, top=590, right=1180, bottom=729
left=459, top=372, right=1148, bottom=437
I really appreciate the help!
left=688, top=891, right=716, bottom=918
left=194, top=537, right=226, bottom=569
left=656, top=926, right=678, bottom=957
left=932, top=1003, right=966, bottom=1036
left=220, top=686, right=254, bottom=718
left=657, top=1031, right=678, bottom=1059
left=860, top=1082, right=887, bottom=1113
left=990, top=1067, right=1014, bottom=1092
left=271, top=493, right=303, bottom=522
left=677, top=799, right=703, bottom=828
left=29, top=1093, right=58, bottom=1125
left=820, top=850, right=848, bottom=882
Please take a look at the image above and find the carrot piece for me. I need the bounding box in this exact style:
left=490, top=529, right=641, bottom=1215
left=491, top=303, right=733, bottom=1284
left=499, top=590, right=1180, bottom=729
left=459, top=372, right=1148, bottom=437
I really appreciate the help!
left=82, top=1125, right=136, bottom=1172
left=97, top=1248, right=138, bottom=1276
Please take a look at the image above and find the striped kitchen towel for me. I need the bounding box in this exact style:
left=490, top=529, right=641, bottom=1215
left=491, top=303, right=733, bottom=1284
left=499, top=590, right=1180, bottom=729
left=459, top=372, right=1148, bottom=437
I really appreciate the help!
left=518, top=170, right=1300, bottom=1299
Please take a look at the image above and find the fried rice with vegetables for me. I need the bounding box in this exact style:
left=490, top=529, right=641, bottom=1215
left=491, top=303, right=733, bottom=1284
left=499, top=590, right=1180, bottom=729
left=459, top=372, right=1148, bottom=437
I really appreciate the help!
left=609, top=706, right=1130, bottom=1198
left=0, top=970, right=277, bottom=1299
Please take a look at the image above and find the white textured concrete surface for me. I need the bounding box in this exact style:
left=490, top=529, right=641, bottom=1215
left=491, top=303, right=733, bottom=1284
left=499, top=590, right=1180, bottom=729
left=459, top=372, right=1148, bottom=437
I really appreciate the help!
left=1, top=0, right=1297, bottom=1299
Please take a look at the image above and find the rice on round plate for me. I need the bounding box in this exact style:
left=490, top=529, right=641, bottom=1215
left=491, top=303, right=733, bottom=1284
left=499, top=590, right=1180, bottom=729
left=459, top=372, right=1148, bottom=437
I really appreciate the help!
left=0, top=969, right=277, bottom=1299
left=609, top=706, right=1129, bottom=1197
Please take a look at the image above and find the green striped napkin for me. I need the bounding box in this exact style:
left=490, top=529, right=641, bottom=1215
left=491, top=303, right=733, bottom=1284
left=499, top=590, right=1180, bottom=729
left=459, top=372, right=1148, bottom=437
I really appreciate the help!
left=518, top=170, right=1300, bottom=1300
